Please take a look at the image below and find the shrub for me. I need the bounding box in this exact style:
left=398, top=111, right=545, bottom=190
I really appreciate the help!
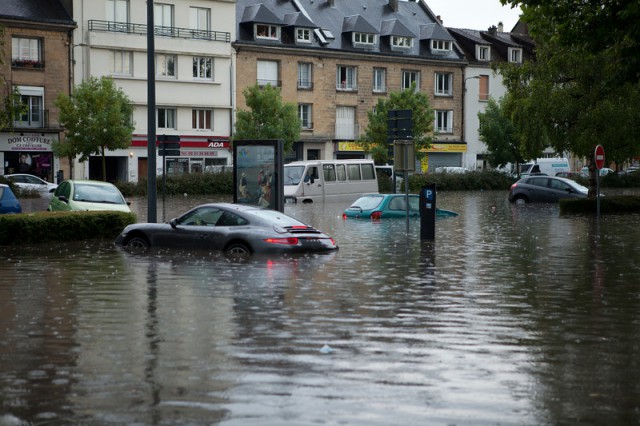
left=0, top=211, right=137, bottom=245
left=559, top=195, right=640, bottom=215
left=116, top=171, right=233, bottom=196
left=409, top=170, right=516, bottom=192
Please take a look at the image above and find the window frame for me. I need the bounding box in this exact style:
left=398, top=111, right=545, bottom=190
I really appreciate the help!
left=192, top=109, right=212, bottom=130
left=435, top=110, right=453, bottom=134
left=296, top=28, right=311, bottom=44
left=111, top=50, right=132, bottom=76
left=336, top=65, right=358, bottom=91
left=402, top=70, right=420, bottom=91
left=476, top=45, right=490, bottom=61
left=157, top=107, right=177, bottom=129
left=373, top=68, right=387, bottom=93
left=479, top=74, right=490, bottom=101
left=12, top=37, right=42, bottom=65
left=154, top=3, right=174, bottom=36
left=434, top=72, right=453, bottom=97
left=189, top=6, right=211, bottom=31
left=431, top=39, right=452, bottom=52
left=255, top=24, right=279, bottom=40
left=257, top=60, right=279, bottom=87
left=353, top=32, right=376, bottom=47
left=297, top=62, right=312, bottom=89
left=298, top=104, right=312, bottom=129
left=14, top=85, right=44, bottom=128
left=509, top=47, right=523, bottom=63
left=391, top=36, right=413, bottom=49
left=193, top=56, right=213, bottom=80
left=156, top=53, right=176, bottom=78
left=106, top=0, right=129, bottom=23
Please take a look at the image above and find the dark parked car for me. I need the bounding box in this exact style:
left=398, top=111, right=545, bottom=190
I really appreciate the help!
left=508, top=176, right=588, bottom=205
left=115, top=203, right=338, bottom=256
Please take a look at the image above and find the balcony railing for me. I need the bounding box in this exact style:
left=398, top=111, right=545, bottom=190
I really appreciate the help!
left=13, top=109, right=49, bottom=129
left=88, top=20, right=231, bottom=43
left=12, top=59, right=45, bottom=69
left=257, top=79, right=281, bottom=87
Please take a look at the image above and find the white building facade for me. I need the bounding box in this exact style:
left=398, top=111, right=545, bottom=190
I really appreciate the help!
left=72, top=0, right=236, bottom=182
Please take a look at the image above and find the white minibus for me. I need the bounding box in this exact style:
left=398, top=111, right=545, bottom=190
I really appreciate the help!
left=284, top=159, right=378, bottom=203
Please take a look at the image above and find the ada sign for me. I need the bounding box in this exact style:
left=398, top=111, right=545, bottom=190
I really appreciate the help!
left=595, top=145, right=605, bottom=170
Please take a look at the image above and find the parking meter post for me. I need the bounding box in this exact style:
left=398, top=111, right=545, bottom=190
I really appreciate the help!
left=420, top=184, right=436, bottom=240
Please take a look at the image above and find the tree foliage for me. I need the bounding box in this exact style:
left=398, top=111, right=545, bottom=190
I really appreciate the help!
left=55, top=76, right=134, bottom=181
left=361, top=85, right=434, bottom=164
left=477, top=97, right=524, bottom=169
left=499, top=0, right=640, bottom=167
left=234, top=84, right=300, bottom=152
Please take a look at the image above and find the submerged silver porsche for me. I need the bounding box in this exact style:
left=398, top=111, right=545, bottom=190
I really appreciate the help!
left=115, top=203, right=338, bottom=256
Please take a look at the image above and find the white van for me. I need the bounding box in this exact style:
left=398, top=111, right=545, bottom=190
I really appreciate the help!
left=520, top=158, right=570, bottom=176
left=284, top=159, right=378, bottom=203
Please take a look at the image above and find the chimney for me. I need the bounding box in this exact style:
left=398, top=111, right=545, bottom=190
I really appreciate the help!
left=389, top=0, right=399, bottom=12
left=497, top=21, right=504, bottom=32
left=328, top=0, right=334, bottom=6
left=436, top=15, right=443, bottom=25
left=488, top=25, right=497, bottom=35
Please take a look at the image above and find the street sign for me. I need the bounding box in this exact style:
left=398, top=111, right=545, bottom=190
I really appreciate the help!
left=595, top=145, right=605, bottom=170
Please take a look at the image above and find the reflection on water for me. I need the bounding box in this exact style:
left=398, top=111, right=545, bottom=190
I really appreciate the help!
left=3, top=191, right=640, bottom=425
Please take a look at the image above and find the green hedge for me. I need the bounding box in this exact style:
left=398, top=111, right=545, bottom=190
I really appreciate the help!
left=0, top=211, right=137, bottom=246
left=115, top=171, right=233, bottom=196
left=408, top=171, right=516, bottom=192
left=559, top=195, right=640, bottom=215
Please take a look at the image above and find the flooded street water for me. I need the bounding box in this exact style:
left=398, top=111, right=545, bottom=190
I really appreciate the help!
left=2, top=191, right=640, bottom=425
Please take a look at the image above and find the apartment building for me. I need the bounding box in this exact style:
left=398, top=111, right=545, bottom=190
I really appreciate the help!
left=0, top=0, right=75, bottom=183
left=448, top=22, right=534, bottom=170
left=72, top=0, right=236, bottom=182
left=234, top=0, right=468, bottom=172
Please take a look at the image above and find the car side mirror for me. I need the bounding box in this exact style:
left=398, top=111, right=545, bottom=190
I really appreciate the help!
left=58, top=195, right=69, bottom=203
left=170, top=218, right=178, bottom=228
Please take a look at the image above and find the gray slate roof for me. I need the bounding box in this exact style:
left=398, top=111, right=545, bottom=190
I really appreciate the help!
left=0, top=0, right=74, bottom=26
left=236, top=0, right=465, bottom=62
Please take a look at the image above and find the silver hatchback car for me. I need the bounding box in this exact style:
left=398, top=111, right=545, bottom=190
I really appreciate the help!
left=508, top=175, right=588, bottom=205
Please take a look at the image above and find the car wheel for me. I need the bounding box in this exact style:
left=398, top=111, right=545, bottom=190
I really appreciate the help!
left=226, top=242, right=251, bottom=256
left=126, top=236, right=150, bottom=252
left=514, top=196, right=528, bottom=206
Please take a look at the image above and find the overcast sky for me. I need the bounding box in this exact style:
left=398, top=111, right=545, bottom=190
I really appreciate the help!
left=424, top=0, right=522, bottom=32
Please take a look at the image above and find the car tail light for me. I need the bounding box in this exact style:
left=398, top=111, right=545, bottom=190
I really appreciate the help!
left=510, top=183, right=518, bottom=190
left=342, top=213, right=347, bottom=219
left=371, top=211, right=382, bottom=220
left=264, top=237, right=299, bottom=245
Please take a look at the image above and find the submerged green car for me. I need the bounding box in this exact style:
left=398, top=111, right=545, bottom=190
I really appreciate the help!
left=342, top=194, right=458, bottom=220
left=48, top=180, right=131, bottom=213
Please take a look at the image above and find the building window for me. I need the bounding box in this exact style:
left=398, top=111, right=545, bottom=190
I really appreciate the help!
left=111, top=50, right=132, bottom=76
left=476, top=45, right=490, bottom=61
left=192, top=109, right=212, bottom=130
left=335, top=106, right=357, bottom=139
left=157, top=54, right=176, bottom=77
left=298, top=62, right=312, bottom=89
left=296, top=28, right=311, bottom=43
left=353, top=32, right=376, bottom=47
left=373, top=68, right=386, bottom=93
left=193, top=57, right=213, bottom=80
left=257, top=60, right=279, bottom=86
left=402, top=70, right=420, bottom=91
left=14, top=86, right=44, bottom=128
left=106, top=0, right=129, bottom=22
left=431, top=39, right=452, bottom=52
left=255, top=24, right=279, bottom=40
left=298, top=104, right=312, bottom=129
left=337, top=65, right=357, bottom=91
left=157, top=108, right=177, bottom=129
left=190, top=7, right=210, bottom=31
left=435, top=110, right=453, bottom=133
left=509, top=47, right=523, bottom=63
left=154, top=3, right=174, bottom=36
left=479, top=75, right=489, bottom=101
left=435, top=72, right=452, bottom=96
left=11, top=37, right=42, bottom=67
left=391, top=36, right=413, bottom=49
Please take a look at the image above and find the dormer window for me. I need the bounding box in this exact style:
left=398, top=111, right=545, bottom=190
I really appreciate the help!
left=255, top=24, right=279, bottom=40
left=296, top=28, right=311, bottom=43
left=476, top=45, right=490, bottom=61
left=353, top=32, right=376, bottom=47
left=509, top=47, right=522, bottom=63
left=431, top=39, right=452, bottom=52
left=391, top=36, right=413, bottom=50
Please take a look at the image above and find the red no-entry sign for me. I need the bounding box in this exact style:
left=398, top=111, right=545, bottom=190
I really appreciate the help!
left=595, top=145, right=605, bottom=170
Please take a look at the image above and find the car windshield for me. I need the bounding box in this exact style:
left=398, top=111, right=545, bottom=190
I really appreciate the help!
left=74, top=184, right=125, bottom=204
left=348, top=195, right=384, bottom=211
left=284, top=166, right=305, bottom=185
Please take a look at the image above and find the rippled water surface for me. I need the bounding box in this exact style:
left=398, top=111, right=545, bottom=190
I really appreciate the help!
left=2, top=191, right=640, bottom=425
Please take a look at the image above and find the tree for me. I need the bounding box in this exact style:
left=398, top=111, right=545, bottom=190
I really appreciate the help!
left=361, top=85, right=434, bottom=164
left=477, top=97, right=525, bottom=173
left=234, top=84, right=300, bottom=152
left=55, top=76, right=134, bottom=181
left=496, top=1, right=640, bottom=191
